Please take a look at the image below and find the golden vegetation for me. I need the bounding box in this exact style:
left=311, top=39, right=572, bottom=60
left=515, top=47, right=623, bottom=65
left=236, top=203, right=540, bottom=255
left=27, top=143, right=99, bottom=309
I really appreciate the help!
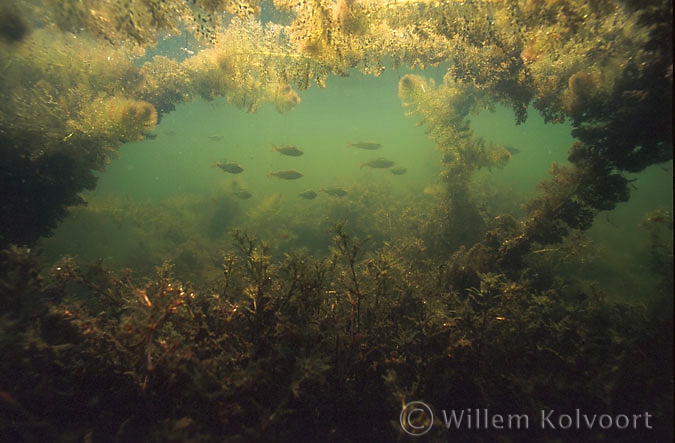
left=76, top=97, right=158, bottom=142
left=0, top=1, right=672, bottom=440
left=2, top=0, right=668, bottom=251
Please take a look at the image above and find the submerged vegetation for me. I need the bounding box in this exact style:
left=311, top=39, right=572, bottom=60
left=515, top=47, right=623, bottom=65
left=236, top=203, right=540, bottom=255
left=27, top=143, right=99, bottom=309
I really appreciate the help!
left=0, top=224, right=672, bottom=441
left=0, top=0, right=672, bottom=441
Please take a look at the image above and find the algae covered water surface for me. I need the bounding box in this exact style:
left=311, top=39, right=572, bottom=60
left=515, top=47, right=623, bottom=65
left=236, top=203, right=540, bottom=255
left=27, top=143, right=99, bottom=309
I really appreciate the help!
left=0, top=1, right=672, bottom=441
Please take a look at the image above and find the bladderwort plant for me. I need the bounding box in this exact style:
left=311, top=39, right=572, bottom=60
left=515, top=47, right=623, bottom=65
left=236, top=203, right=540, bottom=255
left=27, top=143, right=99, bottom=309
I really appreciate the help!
left=330, top=220, right=368, bottom=336
left=231, top=229, right=273, bottom=342
left=462, top=272, right=505, bottom=373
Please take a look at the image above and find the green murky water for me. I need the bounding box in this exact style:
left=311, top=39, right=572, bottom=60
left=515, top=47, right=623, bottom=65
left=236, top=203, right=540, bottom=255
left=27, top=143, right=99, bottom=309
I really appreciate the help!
left=40, top=68, right=672, bottom=302
left=2, top=2, right=672, bottom=441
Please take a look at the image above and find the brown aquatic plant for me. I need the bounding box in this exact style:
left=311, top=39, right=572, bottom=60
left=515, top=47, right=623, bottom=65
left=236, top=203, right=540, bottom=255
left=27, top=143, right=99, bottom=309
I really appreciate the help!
left=0, top=2, right=672, bottom=438
left=561, top=71, right=600, bottom=118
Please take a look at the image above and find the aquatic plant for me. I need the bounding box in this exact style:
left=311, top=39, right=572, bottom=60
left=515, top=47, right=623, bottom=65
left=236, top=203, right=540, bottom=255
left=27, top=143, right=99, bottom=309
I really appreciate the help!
left=0, top=0, right=672, bottom=441
left=398, top=72, right=512, bottom=253
left=2, top=219, right=672, bottom=441
left=640, top=207, right=674, bottom=297
left=2, top=0, right=670, bottom=250
left=330, top=220, right=366, bottom=334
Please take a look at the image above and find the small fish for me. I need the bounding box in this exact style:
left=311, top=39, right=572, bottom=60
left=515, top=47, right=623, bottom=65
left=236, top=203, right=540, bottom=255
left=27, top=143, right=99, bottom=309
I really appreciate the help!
left=504, top=145, right=521, bottom=156
left=272, top=144, right=304, bottom=156
left=207, top=134, right=225, bottom=141
left=321, top=187, right=347, bottom=197
left=361, top=157, right=395, bottom=169
left=268, top=169, right=303, bottom=180
left=233, top=190, right=253, bottom=199
left=213, top=160, right=244, bottom=174
left=298, top=190, right=318, bottom=200
left=391, top=166, right=407, bottom=175
left=348, top=141, right=382, bottom=150
left=163, top=130, right=177, bottom=136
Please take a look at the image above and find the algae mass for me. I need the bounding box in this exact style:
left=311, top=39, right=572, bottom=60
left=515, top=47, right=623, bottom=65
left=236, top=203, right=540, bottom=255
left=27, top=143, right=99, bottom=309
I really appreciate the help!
left=0, top=1, right=672, bottom=441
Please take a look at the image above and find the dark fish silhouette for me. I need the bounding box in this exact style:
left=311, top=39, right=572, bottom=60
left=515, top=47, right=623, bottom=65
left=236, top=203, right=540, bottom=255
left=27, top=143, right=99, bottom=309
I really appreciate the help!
left=233, top=190, right=253, bottom=199
left=272, top=144, right=304, bottom=156
left=361, top=157, right=395, bottom=169
left=213, top=160, right=243, bottom=174
left=321, top=187, right=347, bottom=197
left=298, top=190, right=318, bottom=200
left=391, top=167, right=407, bottom=175
left=348, top=141, right=382, bottom=150
left=268, top=169, right=303, bottom=180
left=504, top=145, right=521, bottom=156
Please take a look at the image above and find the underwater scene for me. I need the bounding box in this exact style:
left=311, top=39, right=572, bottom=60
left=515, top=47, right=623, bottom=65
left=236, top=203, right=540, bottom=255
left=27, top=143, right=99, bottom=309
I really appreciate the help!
left=0, top=1, right=672, bottom=442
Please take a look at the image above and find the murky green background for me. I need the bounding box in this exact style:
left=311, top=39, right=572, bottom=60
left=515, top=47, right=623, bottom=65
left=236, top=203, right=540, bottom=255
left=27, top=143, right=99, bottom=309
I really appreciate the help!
left=39, top=67, right=673, bottom=303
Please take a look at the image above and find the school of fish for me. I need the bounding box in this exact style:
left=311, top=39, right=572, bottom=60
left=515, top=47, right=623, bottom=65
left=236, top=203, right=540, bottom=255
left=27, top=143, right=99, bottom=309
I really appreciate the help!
left=212, top=140, right=408, bottom=201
